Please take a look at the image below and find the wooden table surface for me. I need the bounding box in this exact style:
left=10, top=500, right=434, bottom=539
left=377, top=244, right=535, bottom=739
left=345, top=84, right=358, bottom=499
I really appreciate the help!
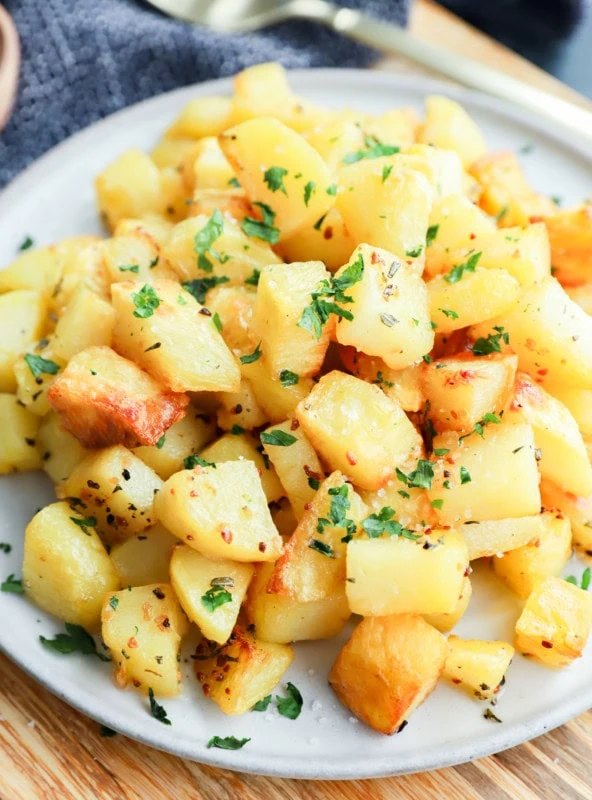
left=2, top=2, right=592, bottom=799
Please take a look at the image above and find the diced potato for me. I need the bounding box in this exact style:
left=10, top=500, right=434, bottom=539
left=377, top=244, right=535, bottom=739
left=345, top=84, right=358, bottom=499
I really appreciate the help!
left=346, top=531, right=468, bottom=616
left=336, top=163, right=433, bottom=261
left=304, top=115, right=365, bottom=171
left=329, top=614, right=447, bottom=735
left=424, top=576, right=472, bottom=632
left=113, top=215, right=174, bottom=251
left=23, top=501, right=119, bottom=629
left=402, top=144, right=465, bottom=198
left=514, top=576, right=592, bottom=668
left=111, top=279, right=239, bottom=394
left=0, top=245, right=61, bottom=294
left=477, top=223, right=551, bottom=287
left=358, top=467, right=435, bottom=531
left=549, top=386, right=592, bottom=436
left=296, top=371, right=423, bottom=491
left=421, top=353, right=517, bottom=432
left=53, top=285, right=115, bottom=362
left=170, top=545, right=254, bottom=644
left=99, top=233, right=176, bottom=286
left=366, top=108, right=420, bottom=150
left=200, top=431, right=284, bottom=504
left=194, top=624, right=294, bottom=715
left=206, top=285, right=256, bottom=354
left=461, top=515, right=545, bottom=560
left=419, top=95, right=487, bottom=168
left=268, top=472, right=366, bottom=602
left=260, top=420, right=324, bottom=519
left=443, top=636, right=514, bottom=701
left=240, top=357, right=313, bottom=424
left=96, top=149, right=165, bottom=230
left=333, top=245, right=433, bottom=370
left=48, top=346, right=188, bottom=449
left=278, top=207, right=356, bottom=273
left=271, top=497, right=298, bottom=538
left=61, top=445, right=163, bottom=540
left=133, top=409, right=216, bottom=480
left=507, top=372, right=592, bottom=497
left=49, top=239, right=110, bottom=315
left=216, top=378, right=268, bottom=432
left=187, top=188, right=252, bottom=222
left=493, top=510, right=572, bottom=599
left=246, top=561, right=350, bottom=643
left=339, top=348, right=424, bottom=413
left=252, top=260, right=332, bottom=378
left=155, top=460, right=283, bottom=562
left=165, top=96, right=233, bottom=140
left=101, top=583, right=189, bottom=695
left=185, top=137, right=235, bottom=192
left=428, top=267, right=520, bottom=333
left=37, top=411, right=88, bottom=484
left=540, top=479, right=592, bottom=559
left=0, top=290, right=47, bottom=392
left=429, top=421, right=541, bottom=523
left=150, top=137, right=200, bottom=170
left=110, top=525, right=178, bottom=586
left=14, top=340, right=64, bottom=417
left=219, top=118, right=334, bottom=240
left=544, top=205, right=592, bottom=287
left=0, top=394, right=42, bottom=474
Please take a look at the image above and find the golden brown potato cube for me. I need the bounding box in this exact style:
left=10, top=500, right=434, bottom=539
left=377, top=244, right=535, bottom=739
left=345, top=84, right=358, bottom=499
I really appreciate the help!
left=194, top=624, right=294, bottom=715
left=339, top=348, right=424, bottom=413
left=133, top=409, right=216, bottom=480
left=329, top=614, right=447, bottom=735
left=478, top=223, right=551, bottom=287
left=333, top=245, right=434, bottom=370
left=443, top=636, right=514, bottom=701
left=424, top=576, right=472, bottom=633
left=544, top=205, right=592, bottom=287
left=296, top=371, right=423, bottom=491
left=216, top=378, right=268, bottom=432
left=493, top=510, right=572, bottom=599
left=359, top=467, right=435, bottom=531
left=48, top=239, right=110, bottom=316
left=278, top=207, right=356, bottom=272
left=155, top=460, right=283, bottom=562
left=461, top=515, right=545, bottom=560
left=346, top=531, right=468, bottom=616
left=240, top=357, right=314, bottom=424
left=61, top=445, right=163, bottom=540
left=95, top=149, right=165, bottom=230
left=540, top=479, right=592, bottom=559
left=165, top=95, right=233, bottom=140
left=48, top=346, right=188, bottom=449
left=186, top=137, right=235, bottom=191
left=52, top=285, right=115, bottom=362
left=0, top=290, right=47, bottom=393
left=188, top=188, right=252, bottom=222
left=252, top=260, right=332, bottom=378
left=246, top=562, right=350, bottom=644
left=159, top=166, right=189, bottom=223
left=110, top=525, right=178, bottom=587
left=421, top=353, right=518, bottom=433
left=429, top=421, right=541, bottom=523
left=418, top=95, right=487, bottom=168
left=268, top=472, right=366, bottom=602
left=514, top=576, right=592, bottom=668
left=23, top=501, right=119, bottom=629
left=0, top=394, right=42, bottom=474
left=99, top=232, right=177, bottom=285
left=170, top=545, right=254, bottom=644
left=37, top=412, right=89, bottom=484
left=101, top=583, right=189, bottom=696
left=14, top=340, right=64, bottom=417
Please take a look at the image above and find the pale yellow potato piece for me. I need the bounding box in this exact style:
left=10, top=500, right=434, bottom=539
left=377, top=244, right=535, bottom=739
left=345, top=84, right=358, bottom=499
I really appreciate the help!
left=53, top=285, right=115, bottom=362
left=419, top=95, right=487, bottom=168
left=99, top=232, right=177, bottom=286
left=540, top=479, right=592, bottom=559
left=133, top=409, right=216, bottom=480
left=278, top=207, right=357, bottom=273
left=0, top=394, right=42, bottom=474
left=155, top=460, right=283, bottom=562
left=150, top=137, right=200, bottom=170
left=95, top=149, right=165, bottom=230
left=37, top=411, right=88, bottom=484
left=240, top=357, right=313, bottom=424
left=215, top=378, right=268, bottom=432
left=424, top=576, right=472, bottom=633
left=165, top=96, right=233, bottom=140
left=187, top=137, right=235, bottom=191
left=443, top=636, right=514, bottom=701
left=304, top=117, right=365, bottom=172
left=110, top=525, right=178, bottom=587
left=339, top=348, right=424, bottom=413
left=359, top=468, right=435, bottom=531
left=14, top=340, right=64, bottom=417
left=478, top=223, right=551, bottom=287
left=549, top=386, right=592, bottom=436
left=461, top=515, right=545, bottom=560
left=0, top=245, right=61, bottom=294
left=23, top=501, right=119, bottom=629
left=0, top=290, right=47, bottom=393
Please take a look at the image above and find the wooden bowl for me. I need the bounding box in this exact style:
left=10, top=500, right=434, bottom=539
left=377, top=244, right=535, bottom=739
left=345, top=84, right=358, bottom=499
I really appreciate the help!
left=0, top=5, right=19, bottom=130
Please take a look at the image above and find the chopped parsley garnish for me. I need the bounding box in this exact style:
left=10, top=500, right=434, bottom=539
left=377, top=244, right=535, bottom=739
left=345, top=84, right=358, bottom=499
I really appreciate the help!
left=228, top=176, right=241, bottom=188
left=303, top=181, right=316, bottom=207
left=201, top=584, right=232, bottom=612
left=426, top=224, right=439, bottom=247
left=230, top=424, right=245, bottom=435
left=444, top=252, right=481, bottom=283
left=316, top=484, right=357, bottom=542
left=373, top=370, right=394, bottom=388
left=241, top=202, right=280, bottom=244
left=69, top=515, right=97, bottom=535
left=326, top=183, right=338, bottom=196
left=438, top=308, right=459, bottom=319
left=483, top=708, right=502, bottom=723
left=460, top=466, right=472, bottom=484
left=396, top=459, right=435, bottom=490
left=182, top=276, right=229, bottom=304
left=24, top=354, right=60, bottom=381
left=342, top=135, right=400, bottom=164
left=118, top=264, right=139, bottom=273
left=566, top=567, right=591, bottom=590
left=252, top=695, right=272, bottom=712
left=193, top=209, right=225, bottom=272
left=361, top=506, right=419, bottom=540
left=260, top=430, right=297, bottom=447
left=0, top=543, right=11, bottom=554
left=381, top=164, right=393, bottom=183
left=405, top=246, right=423, bottom=258
left=308, top=476, right=320, bottom=490
left=184, top=454, right=215, bottom=470
left=431, top=499, right=444, bottom=510
left=433, top=448, right=450, bottom=457
left=495, top=206, right=508, bottom=222
left=212, top=312, right=223, bottom=332
left=471, top=326, right=510, bottom=356
left=422, top=354, right=433, bottom=363
left=459, top=412, right=502, bottom=441
left=298, top=252, right=364, bottom=339
left=155, top=435, right=166, bottom=449
left=1, top=573, right=23, bottom=593
left=240, top=342, right=262, bottom=364
left=18, top=235, right=35, bottom=251
left=148, top=688, right=171, bottom=725
left=279, top=369, right=299, bottom=387
left=39, top=623, right=110, bottom=661
left=108, top=596, right=119, bottom=610
left=264, top=166, right=288, bottom=195
left=313, top=213, right=327, bottom=231
left=276, top=682, right=303, bottom=720
left=308, top=539, right=335, bottom=557
left=244, top=268, right=261, bottom=286
left=208, top=735, right=250, bottom=749
left=132, top=284, right=161, bottom=318
left=144, top=342, right=162, bottom=352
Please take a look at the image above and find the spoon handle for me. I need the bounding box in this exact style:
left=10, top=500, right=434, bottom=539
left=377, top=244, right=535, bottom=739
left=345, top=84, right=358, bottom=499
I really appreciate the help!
left=294, top=0, right=592, bottom=149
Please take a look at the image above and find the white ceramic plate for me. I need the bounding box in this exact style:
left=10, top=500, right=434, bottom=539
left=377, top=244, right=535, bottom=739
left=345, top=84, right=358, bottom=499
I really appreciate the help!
left=1, top=70, right=591, bottom=780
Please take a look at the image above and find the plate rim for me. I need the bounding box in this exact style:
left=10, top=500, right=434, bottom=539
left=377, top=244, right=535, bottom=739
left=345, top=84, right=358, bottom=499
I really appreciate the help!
left=1, top=67, right=591, bottom=780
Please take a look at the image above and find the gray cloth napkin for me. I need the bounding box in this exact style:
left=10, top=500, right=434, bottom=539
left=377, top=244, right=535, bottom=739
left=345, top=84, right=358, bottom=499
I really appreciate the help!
left=0, top=0, right=410, bottom=188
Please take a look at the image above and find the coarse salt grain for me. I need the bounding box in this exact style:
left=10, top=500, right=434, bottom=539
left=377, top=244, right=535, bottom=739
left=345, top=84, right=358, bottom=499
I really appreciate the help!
left=307, top=668, right=316, bottom=677
left=317, top=716, right=328, bottom=725
left=311, top=700, right=323, bottom=712
left=349, top=716, right=359, bottom=724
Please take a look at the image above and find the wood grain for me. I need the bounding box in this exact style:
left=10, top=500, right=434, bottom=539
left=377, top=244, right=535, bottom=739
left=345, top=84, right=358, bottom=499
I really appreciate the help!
left=2, top=2, right=592, bottom=798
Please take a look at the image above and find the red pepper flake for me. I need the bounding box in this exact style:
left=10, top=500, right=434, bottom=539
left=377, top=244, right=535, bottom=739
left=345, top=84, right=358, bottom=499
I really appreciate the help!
left=541, top=640, right=553, bottom=649
left=186, top=534, right=194, bottom=541
left=190, top=490, right=198, bottom=498
left=469, top=232, right=476, bottom=240
left=224, top=687, right=231, bottom=695
left=323, top=226, right=333, bottom=240
left=537, top=368, right=548, bottom=377
left=221, top=528, right=233, bottom=544
left=346, top=450, right=357, bottom=466
left=202, top=683, right=211, bottom=696
left=131, top=678, right=142, bottom=688
left=452, top=678, right=462, bottom=684
left=127, top=637, right=138, bottom=649
left=290, top=418, right=300, bottom=431
left=258, top=541, right=267, bottom=553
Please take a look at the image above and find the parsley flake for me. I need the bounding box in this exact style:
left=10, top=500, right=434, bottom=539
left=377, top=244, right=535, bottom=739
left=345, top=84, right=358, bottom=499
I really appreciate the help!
left=279, top=369, right=299, bottom=387
left=184, top=454, right=216, bottom=470
left=39, top=623, right=110, bottom=660
left=148, top=688, right=171, bottom=725
left=118, top=264, right=139, bottom=273
left=18, top=235, right=34, bottom=251
left=230, top=424, right=245, bottom=436
left=459, top=412, right=502, bottom=441
left=444, top=252, right=481, bottom=283
left=406, top=246, right=423, bottom=258
left=460, top=466, right=472, bottom=484
left=566, top=568, right=591, bottom=590
left=381, top=164, right=393, bottom=183
left=212, top=312, right=223, bottom=333
left=252, top=695, right=272, bottom=712
left=261, top=430, right=297, bottom=447
left=240, top=343, right=262, bottom=364
left=426, top=224, right=439, bottom=247
left=155, top=435, right=166, bottom=449
left=194, top=210, right=225, bottom=273
left=439, top=308, right=459, bottom=319
left=308, top=539, right=335, bottom=557
left=208, top=735, right=250, bottom=749
left=108, top=596, right=119, bottom=611
left=1, top=573, right=23, bottom=593
left=244, top=268, right=261, bottom=286
left=361, top=506, right=419, bottom=540
left=342, top=135, right=400, bottom=164
left=201, top=584, right=232, bottom=612
left=303, top=181, right=316, bottom=207
left=298, top=253, right=364, bottom=339
left=264, top=166, right=288, bottom=195
left=276, top=682, right=303, bottom=720
left=326, top=184, right=338, bottom=196
left=132, top=284, right=161, bottom=318
left=396, top=459, right=435, bottom=490
left=182, top=276, right=229, bottom=305
left=316, top=484, right=357, bottom=543
left=471, top=326, right=509, bottom=356
left=24, top=354, right=60, bottom=381
left=241, top=202, right=280, bottom=244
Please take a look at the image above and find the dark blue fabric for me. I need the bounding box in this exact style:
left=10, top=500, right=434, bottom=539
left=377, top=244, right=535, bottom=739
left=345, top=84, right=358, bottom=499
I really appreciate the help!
left=0, top=0, right=410, bottom=188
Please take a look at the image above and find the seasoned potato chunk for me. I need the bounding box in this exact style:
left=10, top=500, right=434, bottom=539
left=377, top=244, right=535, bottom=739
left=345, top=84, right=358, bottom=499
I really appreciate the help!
left=155, top=460, right=283, bottom=562
left=133, top=409, right=216, bottom=480
left=246, top=562, right=350, bottom=643
left=418, top=95, right=487, bottom=168
left=194, top=625, right=294, bottom=715
left=240, top=357, right=314, bottom=424
left=358, top=468, right=435, bottom=531
left=98, top=233, right=177, bottom=286
left=165, top=95, right=233, bottom=140
left=0, top=290, right=47, bottom=393
left=37, top=412, right=88, bottom=484
left=170, top=545, right=254, bottom=644
left=101, top=583, right=189, bottom=695
left=215, top=378, right=268, bottom=432
left=296, top=371, right=423, bottom=491
left=14, top=341, right=64, bottom=417
left=477, top=223, right=551, bottom=287
left=61, top=445, right=163, bottom=540
left=23, top=502, right=119, bottom=629
left=443, top=636, right=514, bottom=701
left=540, top=479, right=592, bottom=559
left=339, top=348, right=424, bottom=413
left=549, top=386, right=592, bottom=437
left=424, top=576, right=472, bottom=633
left=0, top=394, right=42, bottom=474
left=48, top=346, right=188, bottom=448
left=515, top=576, right=592, bottom=668
left=329, top=614, right=447, bottom=734
left=95, top=149, right=165, bottom=230
left=333, top=245, right=434, bottom=370
left=278, top=208, right=356, bottom=272
left=0, top=244, right=61, bottom=294
left=346, top=531, right=468, bottom=616
left=53, top=285, right=115, bottom=362
left=461, top=515, right=545, bottom=560
left=110, top=525, right=178, bottom=586
left=544, top=205, right=592, bottom=287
